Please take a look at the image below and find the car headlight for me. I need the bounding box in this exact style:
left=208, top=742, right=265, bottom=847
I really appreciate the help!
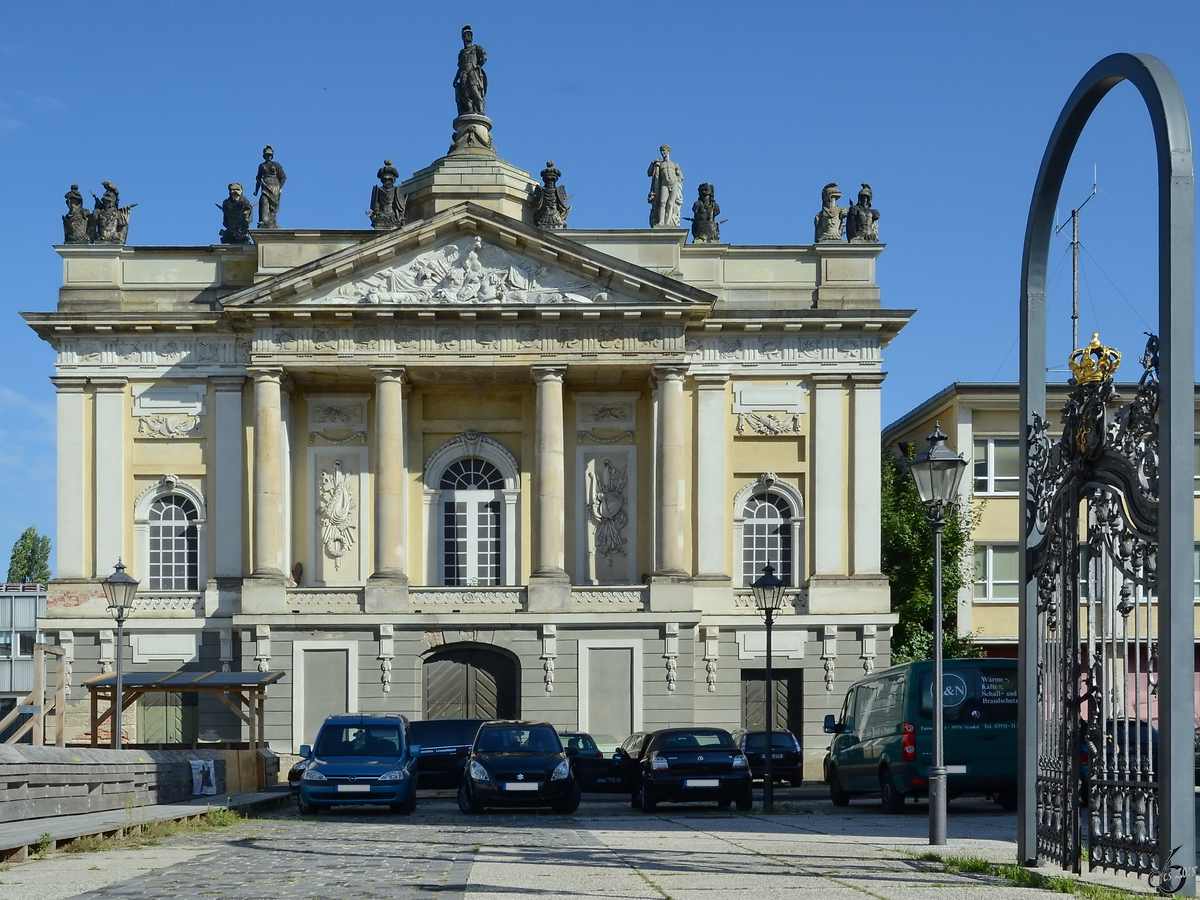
left=551, top=759, right=570, bottom=781
left=732, top=754, right=749, bottom=769
left=302, top=768, right=328, bottom=782
left=378, top=769, right=404, bottom=782
left=469, top=760, right=490, bottom=782
left=650, top=754, right=669, bottom=771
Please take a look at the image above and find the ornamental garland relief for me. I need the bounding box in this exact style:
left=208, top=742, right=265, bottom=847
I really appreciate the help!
left=317, top=460, right=356, bottom=570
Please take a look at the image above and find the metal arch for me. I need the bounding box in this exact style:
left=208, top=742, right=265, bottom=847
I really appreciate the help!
left=1018, top=53, right=1194, bottom=886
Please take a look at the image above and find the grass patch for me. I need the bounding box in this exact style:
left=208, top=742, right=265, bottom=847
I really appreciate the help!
left=32, top=832, right=53, bottom=857
left=60, top=808, right=244, bottom=855
left=932, top=854, right=1143, bottom=899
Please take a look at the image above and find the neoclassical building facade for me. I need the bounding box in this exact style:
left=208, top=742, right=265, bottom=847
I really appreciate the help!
left=27, top=127, right=910, bottom=777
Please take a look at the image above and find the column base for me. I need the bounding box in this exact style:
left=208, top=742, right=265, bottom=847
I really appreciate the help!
left=241, top=576, right=287, bottom=614
left=649, top=577, right=693, bottom=612
left=527, top=572, right=571, bottom=611
left=365, top=575, right=410, bottom=613
left=807, top=575, right=891, bottom=614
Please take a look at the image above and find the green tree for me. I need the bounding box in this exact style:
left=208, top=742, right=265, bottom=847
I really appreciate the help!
left=7, top=526, right=51, bottom=584
left=880, top=449, right=979, bottom=663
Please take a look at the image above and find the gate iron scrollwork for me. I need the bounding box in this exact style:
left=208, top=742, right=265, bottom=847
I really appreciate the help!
left=1028, top=333, right=1161, bottom=876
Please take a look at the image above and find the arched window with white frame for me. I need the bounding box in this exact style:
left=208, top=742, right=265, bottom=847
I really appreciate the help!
left=133, top=475, right=208, bottom=596
left=733, top=475, right=805, bottom=588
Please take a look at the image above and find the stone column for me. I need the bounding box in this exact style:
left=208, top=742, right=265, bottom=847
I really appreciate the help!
left=367, top=367, right=409, bottom=613
left=693, top=373, right=730, bottom=581
left=92, top=378, right=127, bottom=577
left=212, top=377, right=246, bottom=580
left=654, top=365, right=688, bottom=577
left=529, top=366, right=570, bottom=611
left=52, top=378, right=88, bottom=580
left=810, top=374, right=845, bottom=577
left=250, top=368, right=284, bottom=578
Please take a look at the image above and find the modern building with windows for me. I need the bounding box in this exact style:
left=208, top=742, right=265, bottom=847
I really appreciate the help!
left=27, top=95, right=910, bottom=777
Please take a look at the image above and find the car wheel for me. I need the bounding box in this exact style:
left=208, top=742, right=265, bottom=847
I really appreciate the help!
left=630, top=790, right=642, bottom=810
left=879, top=768, right=905, bottom=814
left=297, top=795, right=320, bottom=815
left=828, top=768, right=851, bottom=807
left=996, top=788, right=1018, bottom=812
left=552, top=783, right=582, bottom=815
left=789, top=777, right=804, bottom=788
left=457, top=781, right=480, bottom=814
left=640, top=784, right=658, bottom=813
left=735, top=789, right=753, bottom=811
left=394, top=784, right=418, bottom=815
left=718, top=798, right=731, bottom=809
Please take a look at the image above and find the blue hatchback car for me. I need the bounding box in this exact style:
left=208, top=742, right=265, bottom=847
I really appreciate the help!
left=298, top=714, right=420, bottom=815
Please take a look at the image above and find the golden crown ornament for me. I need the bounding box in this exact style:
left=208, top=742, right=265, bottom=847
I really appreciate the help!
left=1068, top=333, right=1121, bottom=384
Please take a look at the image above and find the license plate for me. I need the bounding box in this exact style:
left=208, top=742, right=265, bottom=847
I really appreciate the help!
left=503, top=782, right=539, bottom=791
left=336, top=784, right=371, bottom=793
left=684, top=778, right=720, bottom=788
left=772, top=753, right=784, bottom=759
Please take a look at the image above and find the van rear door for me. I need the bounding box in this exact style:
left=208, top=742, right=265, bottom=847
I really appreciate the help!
left=915, top=663, right=1018, bottom=777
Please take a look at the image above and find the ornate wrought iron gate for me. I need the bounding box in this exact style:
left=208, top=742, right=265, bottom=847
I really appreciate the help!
left=1028, top=335, right=1161, bottom=876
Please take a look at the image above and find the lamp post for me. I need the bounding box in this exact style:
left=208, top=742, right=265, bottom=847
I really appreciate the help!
left=101, top=559, right=139, bottom=750
left=906, top=423, right=967, bottom=845
left=750, top=564, right=787, bottom=811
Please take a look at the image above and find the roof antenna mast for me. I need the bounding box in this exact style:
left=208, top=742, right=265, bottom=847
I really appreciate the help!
left=1055, top=166, right=1098, bottom=351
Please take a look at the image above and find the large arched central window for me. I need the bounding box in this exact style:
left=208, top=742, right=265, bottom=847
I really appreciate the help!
left=440, top=459, right=504, bottom=586
left=148, top=495, right=199, bottom=591
left=741, top=493, right=793, bottom=586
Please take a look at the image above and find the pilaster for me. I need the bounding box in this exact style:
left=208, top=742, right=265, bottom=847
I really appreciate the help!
left=52, top=378, right=88, bottom=580
left=91, top=378, right=127, bottom=578
left=692, top=373, right=730, bottom=582
left=850, top=374, right=884, bottom=576
left=212, top=377, right=246, bottom=580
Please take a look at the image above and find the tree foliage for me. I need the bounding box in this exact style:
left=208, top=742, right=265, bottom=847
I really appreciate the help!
left=7, top=526, right=51, bottom=584
left=880, top=449, right=979, bottom=663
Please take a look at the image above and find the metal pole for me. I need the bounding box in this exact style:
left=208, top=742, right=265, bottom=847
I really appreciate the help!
left=929, top=518, right=947, bottom=845
left=1071, top=209, right=1079, bottom=351
left=113, top=612, right=125, bottom=750
left=763, top=606, right=774, bottom=811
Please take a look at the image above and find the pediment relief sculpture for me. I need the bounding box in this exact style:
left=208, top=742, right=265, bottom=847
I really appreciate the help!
left=305, top=236, right=614, bottom=307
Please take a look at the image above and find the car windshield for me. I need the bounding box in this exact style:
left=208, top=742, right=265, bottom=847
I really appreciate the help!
left=561, top=733, right=599, bottom=753
left=315, top=724, right=402, bottom=757
left=744, top=732, right=798, bottom=751
left=410, top=719, right=485, bottom=748
left=658, top=730, right=734, bottom=750
left=476, top=726, right=562, bottom=753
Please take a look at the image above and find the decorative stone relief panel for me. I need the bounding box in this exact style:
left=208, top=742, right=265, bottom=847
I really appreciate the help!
left=137, top=415, right=201, bottom=438
left=685, top=334, right=880, bottom=365
left=576, top=446, right=637, bottom=586
left=307, top=393, right=369, bottom=445
left=308, top=447, right=368, bottom=586
left=58, top=337, right=250, bottom=369
left=731, top=382, right=808, bottom=437
left=574, top=392, right=639, bottom=430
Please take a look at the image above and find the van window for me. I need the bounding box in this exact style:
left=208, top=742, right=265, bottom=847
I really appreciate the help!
left=855, top=673, right=906, bottom=738
left=918, top=666, right=1017, bottom=723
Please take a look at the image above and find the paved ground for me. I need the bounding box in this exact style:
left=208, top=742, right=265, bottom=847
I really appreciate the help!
left=0, top=786, right=1172, bottom=899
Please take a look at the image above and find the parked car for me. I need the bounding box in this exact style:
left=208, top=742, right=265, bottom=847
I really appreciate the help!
left=630, top=727, right=753, bottom=812
left=731, top=729, right=804, bottom=786
left=287, top=756, right=311, bottom=793
left=610, top=732, right=653, bottom=804
left=409, top=718, right=488, bottom=789
left=823, top=658, right=1019, bottom=813
left=457, top=721, right=581, bottom=814
left=297, top=714, right=420, bottom=815
left=1082, top=719, right=1159, bottom=790
left=559, top=731, right=622, bottom=792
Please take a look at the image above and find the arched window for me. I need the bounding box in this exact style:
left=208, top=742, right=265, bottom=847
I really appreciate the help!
left=733, top=475, right=805, bottom=589
left=148, top=495, right=199, bottom=591
left=440, top=459, right=504, bottom=586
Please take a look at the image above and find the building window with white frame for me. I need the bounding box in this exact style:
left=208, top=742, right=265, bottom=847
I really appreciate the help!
left=148, top=495, right=199, bottom=591
left=973, top=544, right=1019, bottom=602
left=741, top=493, right=794, bottom=587
left=973, top=438, right=1019, bottom=495
left=440, top=459, right=503, bottom=586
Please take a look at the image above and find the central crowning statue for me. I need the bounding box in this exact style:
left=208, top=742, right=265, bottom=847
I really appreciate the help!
left=450, top=25, right=495, bottom=154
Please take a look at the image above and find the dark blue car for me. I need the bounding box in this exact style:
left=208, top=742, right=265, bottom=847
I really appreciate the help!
left=298, top=714, right=420, bottom=814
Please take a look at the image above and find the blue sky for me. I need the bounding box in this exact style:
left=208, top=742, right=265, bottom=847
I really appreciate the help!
left=0, top=1, right=1197, bottom=573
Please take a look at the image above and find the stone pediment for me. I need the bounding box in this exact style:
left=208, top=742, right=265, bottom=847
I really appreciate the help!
left=221, top=202, right=714, bottom=311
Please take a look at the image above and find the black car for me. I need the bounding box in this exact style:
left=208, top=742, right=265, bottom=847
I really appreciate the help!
left=457, top=720, right=582, bottom=813
left=731, top=729, right=804, bottom=786
left=610, top=732, right=653, bottom=805
left=409, top=718, right=488, bottom=789
left=630, top=727, right=753, bottom=812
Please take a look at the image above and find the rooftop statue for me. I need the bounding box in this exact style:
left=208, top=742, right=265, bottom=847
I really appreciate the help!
left=846, top=183, right=880, bottom=243
left=814, top=182, right=846, bottom=243
left=647, top=144, right=684, bottom=228
left=368, top=160, right=406, bottom=230
left=254, top=145, right=287, bottom=229
left=88, top=181, right=136, bottom=245
left=62, top=184, right=90, bottom=244
left=217, top=182, right=254, bottom=244
left=449, top=25, right=495, bottom=154
left=532, top=161, right=571, bottom=229
left=688, top=183, right=724, bottom=243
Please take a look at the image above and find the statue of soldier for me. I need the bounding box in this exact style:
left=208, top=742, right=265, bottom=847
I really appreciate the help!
left=532, top=161, right=571, bottom=229
left=846, top=183, right=881, bottom=242
left=217, top=182, right=254, bottom=244
left=254, top=145, right=287, bottom=229
left=454, top=25, right=488, bottom=116
left=62, top=184, right=90, bottom=243
left=368, top=160, right=406, bottom=229
left=814, top=182, right=846, bottom=243
left=647, top=144, right=684, bottom=228
left=88, top=181, right=136, bottom=245
left=689, top=183, right=723, bottom=243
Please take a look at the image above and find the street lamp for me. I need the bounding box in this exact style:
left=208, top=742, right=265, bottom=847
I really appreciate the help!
left=906, top=423, right=967, bottom=846
left=101, top=559, right=139, bottom=750
left=750, top=564, right=787, bottom=811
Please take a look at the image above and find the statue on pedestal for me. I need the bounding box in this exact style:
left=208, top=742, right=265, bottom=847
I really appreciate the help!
left=532, top=161, right=571, bottom=229
left=368, top=160, right=406, bottom=230
left=647, top=145, right=684, bottom=228
left=814, top=182, right=846, bottom=243
left=449, top=25, right=494, bottom=154
left=254, top=145, right=286, bottom=228
left=846, top=183, right=880, bottom=242
left=88, top=181, right=136, bottom=245
left=217, top=183, right=253, bottom=244
left=688, top=183, right=724, bottom=243
left=62, top=184, right=90, bottom=244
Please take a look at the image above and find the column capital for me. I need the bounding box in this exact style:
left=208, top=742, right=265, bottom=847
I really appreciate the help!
left=691, top=372, right=730, bottom=389
left=248, top=366, right=284, bottom=383
left=531, top=365, right=566, bottom=383
left=652, top=364, right=687, bottom=383
left=90, top=377, right=128, bottom=392
left=212, top=375, right=248, bottom=392
left=50, top=376, right=88, bottom=393
left=371, top=366, right=407, bottom=384
left=849, top=373, right=886, bottom=387
left=810, top=373, right=847, bottom=388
